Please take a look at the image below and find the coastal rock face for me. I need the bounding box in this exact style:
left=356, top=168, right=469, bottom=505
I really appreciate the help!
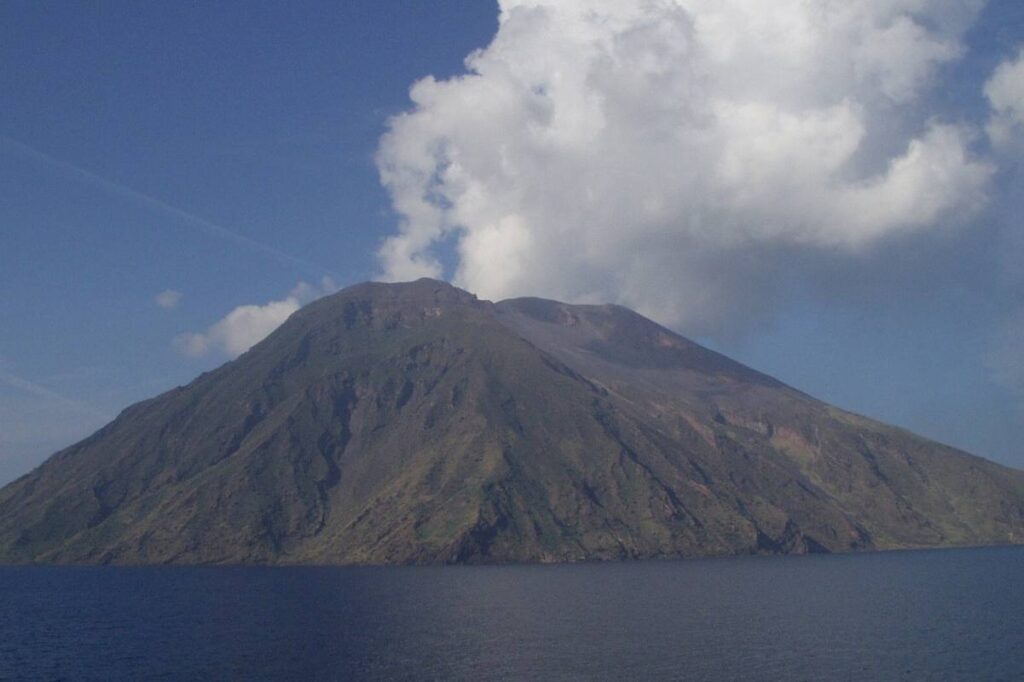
left=1, top=279, right=1022, bottom=564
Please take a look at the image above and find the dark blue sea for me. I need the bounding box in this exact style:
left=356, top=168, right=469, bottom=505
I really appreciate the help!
left=1, top=546, right=1022, bottom=681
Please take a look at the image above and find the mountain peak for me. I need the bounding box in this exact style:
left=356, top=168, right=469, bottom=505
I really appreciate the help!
left=287, top=278, right=484, bottom=334
left=315, top=277, right=477, bottom=308
left=1, top=280, right=1021, bottom=565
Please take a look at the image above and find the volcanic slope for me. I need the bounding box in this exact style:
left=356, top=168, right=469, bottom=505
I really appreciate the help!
left=1, top=279, right=1021, bottom=564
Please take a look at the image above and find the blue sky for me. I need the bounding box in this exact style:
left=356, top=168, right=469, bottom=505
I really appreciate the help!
left=1, top=0, right=1022, bottom=485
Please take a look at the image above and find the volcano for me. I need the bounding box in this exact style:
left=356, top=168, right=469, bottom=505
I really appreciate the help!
left=1, top=278, right=1021, bottom=564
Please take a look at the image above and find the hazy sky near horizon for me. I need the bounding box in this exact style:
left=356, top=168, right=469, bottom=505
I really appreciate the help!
left=1, top=0, right=1023, bottom=485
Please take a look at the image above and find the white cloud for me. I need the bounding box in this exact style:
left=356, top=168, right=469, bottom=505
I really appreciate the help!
left=176, top=278, right=338, bottom=358
left=155, top=289, right=182, bottom=310
left=985, top=47, right=1024, bottom=148
left=376, top=0, right=994, bottom=333
left=175, top=299, right=300, bottom=358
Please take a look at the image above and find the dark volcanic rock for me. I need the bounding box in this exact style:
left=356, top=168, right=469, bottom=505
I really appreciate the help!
left=1, top=278, right=1022, bottom=564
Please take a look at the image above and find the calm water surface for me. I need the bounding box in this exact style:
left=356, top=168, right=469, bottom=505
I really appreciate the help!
left=1, top=546, right=1022, bottom=681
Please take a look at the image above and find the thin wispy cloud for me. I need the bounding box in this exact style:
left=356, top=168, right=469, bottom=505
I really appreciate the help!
left=0, top=135, right=339, bottom=281
left=155, top=289, right=183, bottom=310
left=987, top=309, right=1024, bottom=406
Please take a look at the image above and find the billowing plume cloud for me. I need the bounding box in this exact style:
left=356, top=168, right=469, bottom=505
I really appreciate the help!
left=986, top=47, right=1024, bottom=148
left=176, top=278, right=338, bottom=358
left=376, top=0, right=995, bottom=332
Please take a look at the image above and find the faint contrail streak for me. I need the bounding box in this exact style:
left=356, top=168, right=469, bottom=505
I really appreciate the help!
left=0, top=135, right=340, bottom=279
left=0, top=370, right=111, bottom=422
